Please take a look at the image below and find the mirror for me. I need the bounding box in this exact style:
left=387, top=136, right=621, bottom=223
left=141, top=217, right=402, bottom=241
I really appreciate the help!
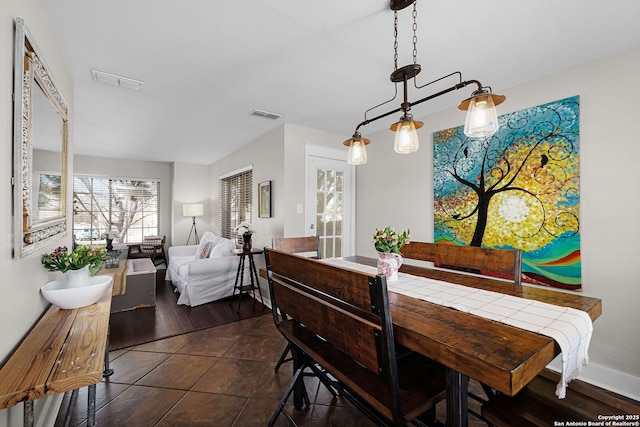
left=13, top=18, right=69, bottom=258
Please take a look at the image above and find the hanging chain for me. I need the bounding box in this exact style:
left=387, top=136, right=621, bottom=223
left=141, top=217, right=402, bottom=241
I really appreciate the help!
left=393, top=10, right=399, bottom=71
left=394, top=1, right=418, bottom=68
left=412, top=0, right=418, bottom=65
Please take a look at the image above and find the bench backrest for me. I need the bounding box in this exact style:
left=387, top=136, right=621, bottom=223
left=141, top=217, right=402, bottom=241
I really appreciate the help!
left=264, top=248, right=403, bottom=422
left=402, top=241, right=523, bottom=285
left=272, top=236, right=321, bottom=258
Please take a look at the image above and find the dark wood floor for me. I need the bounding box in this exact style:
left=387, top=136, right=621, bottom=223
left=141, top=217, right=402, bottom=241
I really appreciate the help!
left=108, top=268, right=270, bottom=350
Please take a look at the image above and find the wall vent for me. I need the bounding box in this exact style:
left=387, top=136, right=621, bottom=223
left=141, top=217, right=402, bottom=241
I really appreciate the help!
left=91, top=69, right=143, bottom=91
left=250, top=109, right=282, bottom=120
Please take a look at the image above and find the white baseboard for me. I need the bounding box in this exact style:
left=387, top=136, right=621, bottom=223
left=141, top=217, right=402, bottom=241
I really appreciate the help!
left=0, top=394, right=64, bottom=427
left=547, top=357, right=640, bottom=401
left=38, top=394, right=64, bottom=427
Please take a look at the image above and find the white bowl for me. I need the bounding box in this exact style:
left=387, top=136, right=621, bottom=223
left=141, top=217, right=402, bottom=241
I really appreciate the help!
left=41, top=275, right=113, bottom=309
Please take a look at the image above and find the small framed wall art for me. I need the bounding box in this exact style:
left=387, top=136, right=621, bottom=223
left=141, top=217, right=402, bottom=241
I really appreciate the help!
left=258, top=180, right=272, bottom=218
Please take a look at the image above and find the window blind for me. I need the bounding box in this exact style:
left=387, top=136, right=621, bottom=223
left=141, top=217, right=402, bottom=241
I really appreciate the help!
left=219, top=169, right=253, bottom=242
left=73, top=176, right=160, bottom=243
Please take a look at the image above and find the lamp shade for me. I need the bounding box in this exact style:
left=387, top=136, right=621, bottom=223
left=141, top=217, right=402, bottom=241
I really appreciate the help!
left=347, top=139, right=368, bottom=165
left=183, top=203, right=204, bottom=217
left=459, top=91, right=505, bottom=138
left=390, top=119, right=422, bottom=154
left=344, top=134, right=370, bottom=165
left=463, top=94, right=499, bottom=138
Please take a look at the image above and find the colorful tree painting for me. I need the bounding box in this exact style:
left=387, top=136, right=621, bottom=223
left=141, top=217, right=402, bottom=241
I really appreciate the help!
left=433, top=96, right=581, bottom=290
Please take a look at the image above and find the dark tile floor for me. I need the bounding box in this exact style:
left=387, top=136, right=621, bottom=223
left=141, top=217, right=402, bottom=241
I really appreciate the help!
left=56, top=313, right=487, bottom=426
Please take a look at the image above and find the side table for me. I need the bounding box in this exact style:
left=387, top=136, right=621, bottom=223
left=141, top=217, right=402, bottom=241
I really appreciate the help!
left=230, top=248, right=264, bottom=312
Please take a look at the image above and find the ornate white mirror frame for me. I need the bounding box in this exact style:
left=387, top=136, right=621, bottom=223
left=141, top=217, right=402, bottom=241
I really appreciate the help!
left=13, top=18, right=69, bottom=258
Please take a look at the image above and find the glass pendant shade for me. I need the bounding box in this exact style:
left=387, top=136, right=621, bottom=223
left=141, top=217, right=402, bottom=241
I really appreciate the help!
left=348, top=140, right=367, bottom=165
left=344, top=134, right=369, bottom=165
left=463, top=94, right=499, bottom=137
left=390, top=119, right=422, bottom=154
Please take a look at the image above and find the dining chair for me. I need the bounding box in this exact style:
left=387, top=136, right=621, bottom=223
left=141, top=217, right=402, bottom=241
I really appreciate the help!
left=271, top=236, right=320, bottom=372
left=264, top=248, right=446, bottom=427
left=128, top=235, right=167, bottom=267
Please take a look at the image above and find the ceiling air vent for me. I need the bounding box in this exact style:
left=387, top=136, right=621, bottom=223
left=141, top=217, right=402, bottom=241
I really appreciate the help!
left=250, top=109, right=282, bottom=120
left=91, top=69, right=143, bottom=91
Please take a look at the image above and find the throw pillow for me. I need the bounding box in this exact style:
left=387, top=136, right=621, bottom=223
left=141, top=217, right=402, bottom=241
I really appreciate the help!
left=196, top=241, right=212, bottom=259
left=199, top=231, right=216, bottom=245
left=210, top=238, right=237, bottom=258
left=194, top=231, right=216, bottom=258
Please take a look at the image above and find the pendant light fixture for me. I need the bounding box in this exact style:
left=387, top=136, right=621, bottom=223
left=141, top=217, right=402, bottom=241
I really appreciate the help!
left=458, top=87, right=506, bottom=137
left=344, top=0, right=505, bottom=165
left=343, top=132, right=370, bottom=165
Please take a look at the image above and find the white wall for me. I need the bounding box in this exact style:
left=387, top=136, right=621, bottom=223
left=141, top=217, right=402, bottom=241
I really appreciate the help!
left=171, top=162, right=210, bottom=246
left=1, top=0, right=74, bottom=425
left=209, top=125, right=285, bottom=250
left=174, top=122, right=346, bottom=249
left=282, top=124, right=348, bottom=237
left=356, top=46, right=640, bottom=398
left=74, top=154, right=173, bottom=247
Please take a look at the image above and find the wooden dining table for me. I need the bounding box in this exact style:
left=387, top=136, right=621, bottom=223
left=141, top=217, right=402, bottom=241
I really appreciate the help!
left=342, top=255, right=602, bottom=427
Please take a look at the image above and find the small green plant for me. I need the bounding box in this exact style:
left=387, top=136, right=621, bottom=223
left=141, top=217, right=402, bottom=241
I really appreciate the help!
left=42, top=245, right=109, bottom=275
left=373, top=226, right=411, bottom=254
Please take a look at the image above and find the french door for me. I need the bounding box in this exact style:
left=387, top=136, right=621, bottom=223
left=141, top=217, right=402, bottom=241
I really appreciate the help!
left=305, top=152, right=354, bottom=258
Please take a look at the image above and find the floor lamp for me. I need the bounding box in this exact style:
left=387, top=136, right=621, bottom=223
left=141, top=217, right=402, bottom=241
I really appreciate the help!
left=183, top=204, right=204, bottom=245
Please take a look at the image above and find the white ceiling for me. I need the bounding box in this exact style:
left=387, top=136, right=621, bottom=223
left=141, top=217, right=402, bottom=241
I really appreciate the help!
left=45, top=0, right=640, bottom=165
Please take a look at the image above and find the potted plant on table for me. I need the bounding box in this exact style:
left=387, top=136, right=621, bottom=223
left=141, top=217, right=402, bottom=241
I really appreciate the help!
left=373, top=226, right=411, bottom=281
left=235, top=222, right=256, bottom=251
left=101, top=230, right=118, bottom=251
left=42, top=245, right=109, bottom=287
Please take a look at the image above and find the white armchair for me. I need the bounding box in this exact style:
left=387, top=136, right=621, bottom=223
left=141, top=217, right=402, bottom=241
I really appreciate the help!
left=165, top=232, right=247, bottom=306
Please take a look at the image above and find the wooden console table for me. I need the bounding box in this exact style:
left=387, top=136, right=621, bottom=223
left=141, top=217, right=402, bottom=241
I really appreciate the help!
left=0, top=285, right=112, bottom=426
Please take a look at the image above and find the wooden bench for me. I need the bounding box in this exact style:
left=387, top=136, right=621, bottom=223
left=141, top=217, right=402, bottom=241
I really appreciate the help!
left=482, top=368, right=640, bottom=426
left=401, top=241, right=523, bottom=285
left=272, top=236, right=320, bottom=259
left=0, top=285, right=112, bottom=427
left=264, top=248, right=446, bottom=426
left=271, top=236, right=321, bottom=373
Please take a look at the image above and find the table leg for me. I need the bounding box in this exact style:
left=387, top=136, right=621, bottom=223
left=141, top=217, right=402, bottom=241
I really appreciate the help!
left=87, top=384, right=97, bottom=427
left=231, top=255, right=245, bottom=312
left=248, top=254, right=264, bottom=304
left=291, top=345, right=309, bottom=409
left=446, top=367, right=469, bottom=427
left=23, top=400, right=34, bottom=427
left=103, top=325, right=114, bottom=377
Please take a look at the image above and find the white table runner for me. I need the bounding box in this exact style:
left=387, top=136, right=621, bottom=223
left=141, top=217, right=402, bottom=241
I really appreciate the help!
left=322, top=258, right=593, bottom=398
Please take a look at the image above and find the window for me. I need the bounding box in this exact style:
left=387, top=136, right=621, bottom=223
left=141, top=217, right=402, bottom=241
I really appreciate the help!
left=73, top=176, right=160, bottom=244
left=219, top=168, right=252, bottom=242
